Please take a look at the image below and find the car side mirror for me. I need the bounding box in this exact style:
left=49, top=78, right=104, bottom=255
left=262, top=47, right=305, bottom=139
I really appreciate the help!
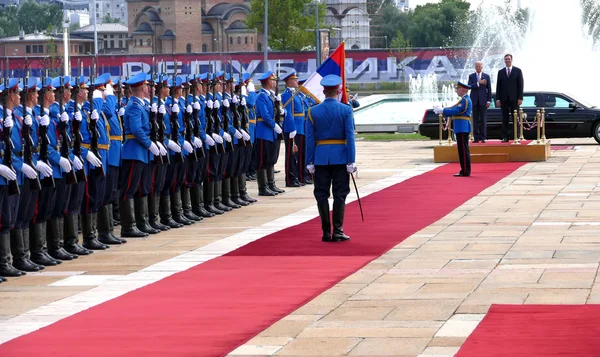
left=569, top=102, right=578, bottom=110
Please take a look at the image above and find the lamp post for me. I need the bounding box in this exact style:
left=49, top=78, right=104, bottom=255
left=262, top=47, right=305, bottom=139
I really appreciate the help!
left=264, top=0, right=268, bottom=72
left=63, top=19, right=69, bottom=76
left=315, top=0, right=320, bottom=67
left=384, top=35, right=388, bottom=49
left=92, top=0, right=98, bottom=56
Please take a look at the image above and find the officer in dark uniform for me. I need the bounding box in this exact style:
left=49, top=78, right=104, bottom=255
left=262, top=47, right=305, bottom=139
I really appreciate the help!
left=231, top=77, right=256, bottom=205
left=306, top=75, right=356, bottom=242
left=243, top=74, right=258, bottom=182
left=297, top=76, right=314, bottom=185
left=434, top=81, right=472, bottom=177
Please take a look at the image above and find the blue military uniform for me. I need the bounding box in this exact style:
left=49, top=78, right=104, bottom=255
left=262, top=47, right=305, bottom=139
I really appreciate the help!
left=281, top=71, right=303, bottom=187
left=243, top=73, right=258, bottom=181
left=306, top=75, right=355, bottom=242
left=441, top=81, right=472, bottom=177
left=296, top=76, right=314, bottom=184
left=231, top=73, right=256, bottom=205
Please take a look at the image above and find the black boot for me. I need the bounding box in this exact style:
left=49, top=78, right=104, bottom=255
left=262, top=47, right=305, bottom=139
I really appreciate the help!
left=192, top=185, right=215, bottom=218
left=182, top=187, right=202, bottom=221
left=230, top=176, right=249, bottom=207
left=214, top=181, right=232, bottom=212
left=30, top=222, right=59, bottom=266
left=10, top=229, right=40, bottom=272
left=48, top=218, right=77, bottom=260
left=112, top=199, right=120, bottom=226
left=64, top=214, right=93, bottom=255
left=203, top=181, right=224, bottom=215
left=121, top=199, right=149, bottom=237
left=332, top=202, right=350, bottom=242
left=267, top=165, right=285, bottom=194
left=98, top=206, right=125, bottom=244
left=171, top=190, right=194, bottom=225
left=107, top=204, right=127, bottom=243
left=149, top=195, right=170, bottom=231
left=83, top=213, right=109, bottom=250
left=0, top=230, right=25, bottom=277
left=239, top=174, right=257, bottom=203
left=257, top=169, right=276, bottom=196
left=222, top=178, right=241, bottom=209
left=318, top=202, right=332, bottom=242
left=135, top=197, right=160, bottom=234
left=160, top=195, right=184, bottom=228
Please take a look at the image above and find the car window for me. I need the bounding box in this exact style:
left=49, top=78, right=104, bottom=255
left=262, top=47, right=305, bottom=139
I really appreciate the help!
left=522, top=95, right=536, bottom=107
left=543, top=95, right=570, bottom=108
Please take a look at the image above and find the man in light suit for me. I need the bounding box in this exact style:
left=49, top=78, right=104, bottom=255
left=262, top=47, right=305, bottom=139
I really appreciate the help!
left=468, top=61, right=491, bottom=143
left=306, top=75, right=356, bottom=243
left=495, top=54, right=524, bottom=142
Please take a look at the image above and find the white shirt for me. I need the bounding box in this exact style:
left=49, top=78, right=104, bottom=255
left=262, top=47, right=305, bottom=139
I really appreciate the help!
left=506, top=66, right=513, bottom=76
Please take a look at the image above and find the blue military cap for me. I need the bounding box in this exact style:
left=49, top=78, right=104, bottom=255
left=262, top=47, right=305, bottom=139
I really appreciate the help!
left=125, top=72, right=148, bottom=88
left=71, top=75, right=89, bottom=89
left=23, top=77, right=39, bottom=92
left=38, top=77, right=55, bottom=91
left=159, top=74, right=169, bottom=85
left=258, top=71, right=275, bottom=82
left=199, top=73, right=208, bottom=82
left=320, top=74, right=342, bottom=88
left=146, top=74, right=152, bottom=82
left=215, top=71, right=225, bottom=80
left=242, top=72, right=251, bottom=83
left=298, top=75, right=308, bottom=84
left=457, top=80, right=471, bottom=89
left=224, top=73, right=238, bottom=84
left=282, top=70, right=298, bottom=81
left=167, top=76, right=183, bottom=88
left=0, top=78, right=21, bottom=92
left=94, top=73, right=111, bottom=88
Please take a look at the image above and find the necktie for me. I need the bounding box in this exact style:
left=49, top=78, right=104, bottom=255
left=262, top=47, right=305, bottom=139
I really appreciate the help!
left=507, top=68, right=511, bottom=77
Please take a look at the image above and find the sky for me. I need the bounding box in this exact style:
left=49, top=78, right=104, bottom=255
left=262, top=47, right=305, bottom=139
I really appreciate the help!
left=409, top=0, right=534, bottom=9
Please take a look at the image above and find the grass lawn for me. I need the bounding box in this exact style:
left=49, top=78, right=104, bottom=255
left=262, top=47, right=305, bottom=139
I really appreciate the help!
left=356, top=133, right=429, bottom=141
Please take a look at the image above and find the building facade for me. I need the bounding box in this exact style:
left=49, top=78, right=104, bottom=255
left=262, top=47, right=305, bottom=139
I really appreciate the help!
left=0, top=30, right=93, bottom=57
left=395, top=0, right=409, bottom=12
left=95, top=0, right=128, bottom=24
left=324, top=0, right=370, bottom=50
left=72, top=23, right=129, bottom=53
left=126, top=0, right=260, bottom=54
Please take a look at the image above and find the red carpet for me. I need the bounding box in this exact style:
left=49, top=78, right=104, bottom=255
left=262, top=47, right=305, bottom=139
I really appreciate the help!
left=456, top=304, right=600, bottom=357
left=0, top=163, right=524, bottom=357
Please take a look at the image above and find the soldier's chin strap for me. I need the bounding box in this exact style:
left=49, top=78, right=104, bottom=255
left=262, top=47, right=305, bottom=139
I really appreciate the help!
left=350, top=172, right=363, bottom=222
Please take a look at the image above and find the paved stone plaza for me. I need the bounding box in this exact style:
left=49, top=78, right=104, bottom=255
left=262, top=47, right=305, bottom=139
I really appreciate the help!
left=1, top=138, right=600, bottom=356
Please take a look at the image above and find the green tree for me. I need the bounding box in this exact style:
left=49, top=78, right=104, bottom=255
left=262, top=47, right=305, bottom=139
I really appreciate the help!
left=102, top=13, right=121, bottom=24
left=245, top=0, right=326, bottom=51
left=367, top=0, right=394, bottom=16
left=390, top=30, right=410, bottom=49
left=406, top=0, right=470, bottom=47
left=379, top=4, right=409, bottom=48
left=17, top=0, right=63, bottom=34
left=0, top=6, right=19, bottom=38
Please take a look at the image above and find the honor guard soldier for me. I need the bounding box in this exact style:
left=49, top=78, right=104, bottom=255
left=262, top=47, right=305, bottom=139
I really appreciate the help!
left=211, top=71, right=233, bottom=213
left=232, top=77, right=256, bottom=205
left=306, top=75, right=356, bottom=242
left=221, top=73, right=243, bottom=209
left=254, top=71, right=285, bottom=196
left=434, top=81, right=472, bottom=177
left=0, top=81, right=21, bottom=278
left=243, top=73, right=258, bottom=181
left=281, top=71, right=302, bottom=187
left=296, top=76, right=313, bottom=185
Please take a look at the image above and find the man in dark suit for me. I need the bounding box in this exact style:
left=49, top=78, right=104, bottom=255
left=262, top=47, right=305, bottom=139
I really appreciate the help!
left=468, top=61, right=491, bottom=143
left=495, top=54, right=524, bottom=142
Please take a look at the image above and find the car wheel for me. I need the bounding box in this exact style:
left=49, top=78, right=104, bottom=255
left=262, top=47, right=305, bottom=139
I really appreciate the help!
left=594, top=121, right=600, bottom=144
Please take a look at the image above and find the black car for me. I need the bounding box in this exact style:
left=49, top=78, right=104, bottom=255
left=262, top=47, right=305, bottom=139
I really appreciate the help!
left=418, top=91, right=600, bottom=143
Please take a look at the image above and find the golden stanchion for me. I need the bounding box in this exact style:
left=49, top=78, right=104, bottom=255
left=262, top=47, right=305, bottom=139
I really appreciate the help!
left=518, top=108, right=525, bottom=141
left=469, top=114, right=474, bottom=141
left=512, top=109, right=520, bottom=144
left=536, top=109, right=541, bottom=144
left=447, top=116, right=453, bottom=145
left=438, top=113, right=443, bottom=145
left=541, top=108, right=547, bottom=143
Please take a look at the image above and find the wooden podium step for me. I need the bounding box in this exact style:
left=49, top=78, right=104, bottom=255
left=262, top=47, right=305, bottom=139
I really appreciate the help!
left=471, top=153, right=509, bottom=163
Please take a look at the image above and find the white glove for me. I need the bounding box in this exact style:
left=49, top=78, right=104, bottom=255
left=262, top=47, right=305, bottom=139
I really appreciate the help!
left=157, top=142, right=167, bottom=156
left=183, top=140, right=193, bottom=153
left=21, top=163, right=38, bottom=179
left=0, top=165, right=16, bottom=181
left=232, top=95, right=239, bottom=104
left=167, top=139, right=181, bottom=153
left=212, top=133, right=223, bottom=144
left=223, top=99, right=230, bottom=108
left=24, top=115, right=32, bottom=126
left=105, top=84, right=114, bottom=96
left=35, top=160, right=53, bottom=178
left=4, top=115, right=13, bottom=128
left=279, top=108, right=286, bottom=116
left=186, top=105, right=193, bottom=114
left=93, top=89, right=103, bottom=99
left=346, top=163, right=356, bottom=173
left=151, top=103, right=157, bottom=113
left=289, top=130, right=296, bottom=139
left=59, top=157, right=72, bottom=172
left=91, top=109, right=99, bottom=120
left=40, top=114, right=50, bottom=126
left=207, top=100, right=214, bottom=109
left=241, top=97, right=247, bottom=106
left=148, top=142, right=160, bottom=156
left=73, top=155, right=83, bottom=170
left=276, top=94, right=282, bottom=102
left=241, top=86, right=247, bottom=96
left=433, top=105, right=444, bottom=115
left=242, top=130, right=250, bottom=141
left=307, top=164, right=315, bottom=174
left=118, top=107, right=125, bottom=116
left=192, top=137, right=202, bottom=148
left=234, top=129, right=243, bottom=139
left=205, top=135, right=215, bottom=146
left=193, top=102, right=200, bottom=110
left=247, top=81, right=255, bottom=92
left=60, top=112, right=69, bottom=122
left=223, top=132, right=232, bottom=142
left=274, top=124, right=283, bottom=134
left=158, top=105, right=166, bottom=114
left=172, top=104, right=180, bottom=113
left=75, top=111, right=82, bottom=122
left=213, top=100, right=221, bottom=109
left=86, top=151, right=102, bottom=167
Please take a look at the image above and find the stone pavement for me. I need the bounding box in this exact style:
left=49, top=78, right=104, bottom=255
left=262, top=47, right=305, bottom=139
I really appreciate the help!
left=2, top=138, right=600, bottom=357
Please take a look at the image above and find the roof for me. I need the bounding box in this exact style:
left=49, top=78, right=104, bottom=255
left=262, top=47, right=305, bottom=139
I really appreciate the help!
left=227, top=20, right=248, bottom=30
left=73, top=23, right=128, bottom=34
left=202, top=22, right=214, bottom=34
left=0, top=32, right=93, bottom=43
left=132, top=22, right=154, bottom=35
left=207, top=3, right=231, bottom=16
left=159, top=29, right=176, bottom=40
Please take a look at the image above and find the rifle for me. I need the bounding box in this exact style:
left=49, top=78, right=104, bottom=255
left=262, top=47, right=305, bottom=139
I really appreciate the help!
left=211, top=71, right=225, bottom=154
left=149, top=57, right=163, bottom=165
left=39, top=70, right=55, bottom=188
left=274, top=61, right=284, bottom=140
left=156, top=61, right=169, bottom=165
left=234, top=70, right=250, bottom=148
left=204, top=73, right=216, bottom=155
left=189, top=66, right=205, bottom=159
left=170, top=59, right=184, bottom=163
left=87, top=58, right=104, bottom=178
left=72, top=59, right=87, bottom=183
left=58, top=75, right=77, bottom=185
left=3, top=59, right=19, bottom=195
left=223, top=71, right=234, bottom=153
left=184, top=70, right=198, bottom=162
left=22, top=59, right=41, bottom=191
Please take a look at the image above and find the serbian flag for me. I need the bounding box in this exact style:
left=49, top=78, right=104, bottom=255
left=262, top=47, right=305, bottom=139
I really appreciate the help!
left=299, top=41, right=347, bottom=105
